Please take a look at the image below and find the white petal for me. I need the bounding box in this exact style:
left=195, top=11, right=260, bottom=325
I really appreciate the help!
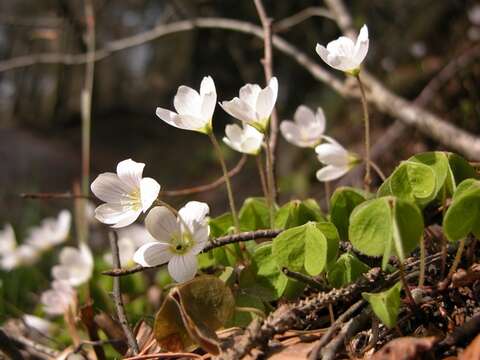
left=174, top=86, right=201, bottom=116
left=256, top=86, right=276, bottom=121
left=242, top=136, right=263, bottom=154
left=327, top=37, right=355, bottom=57
left=353, top=25, right=369, bottom=66
left=95, top=203, right=141, bottom=228
left=239, top=83, right=262, bottom=109
left=133, top=242, right=173, bottom=267
left=118, top=224, right=156, bottom=248
left=200, top=91, right=216, bottom=125
left=315, top=44, right=330, bottom=64
left=23, top=315, right=56, bottom=335
left=16, top=245, right=39, bottom=265
left=190, top=225, right=210, bottom=255
left=140, top=177, right=161, bottom=212
left=315, top=107, right=327, bottom=135
left=200, top=76, right=216, bottom=96
left=220, top=98, right=256, bottom=124
left=156, top=107, right=183, bottom=129
left=178, top=201, right=210, bottom=231
left=91, top=173, right=132, bottom=203
left=116, top=159, right=144, bottom=190
left=0, top=223, right=16, bottom=253
left=316, top=164, right=350, bottom=182
left=225, top=123, right=243, bottom=144
left=145, top=206, right=180, bottom=242
left=315, top=143, right=349, bottom=166
left=294, top=105, right=316, bottom=128
left=280, top=121, right=303, bottom=147
left=168, top=253, right=198, bottom=282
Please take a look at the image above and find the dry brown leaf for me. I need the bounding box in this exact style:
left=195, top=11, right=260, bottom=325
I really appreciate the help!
left=459, top=333, right=480, bottom=360
left=371, top=336, right=437, bottom=360
left=267, top=341, right=317, bottom=360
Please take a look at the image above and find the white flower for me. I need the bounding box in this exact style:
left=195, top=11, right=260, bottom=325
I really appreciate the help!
left=133, top=201, right=210, bottom=283
left=156, top=76, right=216, bottom=134
left=220, top=77, right=278, bottom=132
left=315, top=137, right=359, bottom=182
left=25, top=210, right=71, bottom=251
left=280, top=105, right=326, bottom=148
left=41, top=280, right=76, bottom=316
left=0, top=224, right=40, bottom=270
left=223, top=123, right=264, bottom=155
left=51, top=243, right=94, bottom=287
left=103, top=224, right=156, bottom=266
left=91, top=159, right=161, bottom=228
left=23, top=314, right=57, bottom=335
left=316, top=25, right=369, bottom=74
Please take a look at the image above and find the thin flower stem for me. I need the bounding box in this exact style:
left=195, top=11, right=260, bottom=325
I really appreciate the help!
left=398, top=261, right=419, bottom=312
left=369, top=160, right=386, bottom=181
left=64, top=306, right=81, bottom=347
left=419, top=235, right=426, bottom=287
left=324, top=181, right=331, bottom=212
left=355, top=73, right=371, bottom=191
left=235, top=306, right=266, bottom=319
left=448, top=238, right=466, bottom=278
left=208, top=131, right=240, bottom=233
left=256, top=154, right=269, bottom=199
left=440, top=186, right=448, bottom=278
left=263, top=133, right=276, bottom=228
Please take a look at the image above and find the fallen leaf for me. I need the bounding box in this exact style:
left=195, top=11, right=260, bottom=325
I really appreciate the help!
left=459, top=333, right=480, bottom=360
left=452, top=264, right=480, bottom=288
left=371, top=336, right=437, bottom=360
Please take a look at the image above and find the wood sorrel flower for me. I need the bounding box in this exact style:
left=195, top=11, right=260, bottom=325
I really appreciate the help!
left=223, top=123, right=264, bottom=155
left=220, top=77, right=278, bottom=133
left=51, top=243, right=94, bottom=287
left=25, top=210, right=71, bottom=251
left=280, top=105, right=327, bottom=148
left=315, top=137, right=359, bottom=181
left=91, top=159, right=161, bottom=228
left=133, top=201, right=210, bottom=283
left=155, top=76, right=216, bottom=134
left=41, top=280, right=76, bottom=316
left=316, top=25, right=369, bottom=75
left=0, top=224, right=40, bottom=270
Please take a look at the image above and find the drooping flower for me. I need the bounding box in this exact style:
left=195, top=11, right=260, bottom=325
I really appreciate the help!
left=103, top=224, right=156, bottom=266
left=155, top=76, right=216, bottom=134
left=133, top=201, right=210, bottom=283
left=41, top=280, right=76, bottom=316
left=25, top=210, right=71, bottom=251
left=315, top=137, right=359, bottom=181
left=23, top=314, right=57, bottom=335
left=51, top=243, right=94, bottom=287
left=91, top=159, right=161, bottom=228
left=223, top=123, right=264, bottom=155
left=280, top=105, right=326, bottom=148
left=220, top=77, right=278, bottom=133
left=316, top=25, right=369, bottom=75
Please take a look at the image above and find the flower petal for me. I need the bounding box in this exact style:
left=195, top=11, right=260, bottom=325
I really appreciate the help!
left=168, top=253, right=198, bottom=282
left=294, top=105, right=316, bottom=128
left=174, top=85, right=201, bottom=116
left=354, top=25, right=369, bottom=66
left=116, top=159, right=144, bottom=190
left=315, top=44, right=330, bottom=64
left=220, top=98, right=256, bottom=124
left=200, top=76, right=216, bottom=96
left=133, top=242, right=173, bottom=267
left=256, top=77, right=278, bottom=121
left=178, top=201, right=210, bottom=231
left=315, top=143, right=349, bottom=166
left=239, top=83, right=262, bottom=109
left=315, top=107, right=327, bottom=135
left=145, top=206, right=179, bottom=242
left=95, top=203, right=141, bottom=228
left=0, top=223, right=16, bottom=253
left=91, top=173, right=132, bottom=203
left=140, top=177, right=161, bottom=212
left=316, top=164, right=350, bottom=182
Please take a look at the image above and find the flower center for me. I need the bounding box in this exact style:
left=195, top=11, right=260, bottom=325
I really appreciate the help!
left=170, top=231, right=194, bottom=255
left=127, top=189, right=142, bottom=211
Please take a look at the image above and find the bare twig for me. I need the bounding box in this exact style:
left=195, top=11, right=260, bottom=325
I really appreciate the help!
left=308, top=299, right=366, bottom=360
left=273, top=7, right=334, bottom=33
left=103, top=229, right=282, bottom=277
left=109, top=232, right=140, bottom=355
left=282, top=268, right=328, bottom=291
left=20, top=192, right=90, bottom=199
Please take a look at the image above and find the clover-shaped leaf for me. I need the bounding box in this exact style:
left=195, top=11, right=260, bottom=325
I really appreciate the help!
left=275, top=199, right=325, bottom=229
left=329, top=187, right=368, bottom=240
left=362, top=282, right=402, bottom=328
left=327, top=252, right=370, bottom=288
left=349, top=197, right=423, bottom=269
left=239, top=197, right=272, bottom=231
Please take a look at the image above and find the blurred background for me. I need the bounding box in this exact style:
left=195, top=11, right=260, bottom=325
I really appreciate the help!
left=1, top=0, right=479, bottom=232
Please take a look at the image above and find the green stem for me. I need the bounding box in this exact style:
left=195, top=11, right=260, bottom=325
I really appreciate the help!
left=208, top=132, right=240, bottom=233
left=355, top=74, right=371, bottom=191
left=448, top=238, right=466, bottom=278
left=264, top=133, right=276, bottom=228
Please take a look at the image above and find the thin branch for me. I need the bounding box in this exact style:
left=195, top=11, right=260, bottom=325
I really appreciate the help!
left=103, top=229, right=282, bottom=277
left=282, top=268, right=328, bottom=291
left=1, top=17, right=479, bottom=158
left=109, top=232, right=140, bottom=355
left=20, top=192, right=90, bottom=199
left=273, top=7, right=334, bottom=33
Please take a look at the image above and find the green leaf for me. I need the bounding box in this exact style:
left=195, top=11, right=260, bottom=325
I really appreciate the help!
left=209, top=213, right=234, bottom=237
left=362, top=282, right=402, bottom=328
left=275, top=199, right=325, bottom=229
left=330, top=187, right=368, bottom=240
left=409, top=151, right=449, bottom=197
left=447, top=152, right=478, bottom=186
left=388, top=161, right=437, bottom=206
left=349, top=197, right=423, bottom=269
left=327, top=252, right=370, bottom=288
left=239, top=197, right=271, bottom=231
left=272, top=222, right=339, bottom=276
left=443, top=179, right=480, bottom=242
left=227, top=293, right=266, bottom=328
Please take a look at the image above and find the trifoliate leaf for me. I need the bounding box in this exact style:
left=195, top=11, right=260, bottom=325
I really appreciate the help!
left=239, top=197, right=271, bottom=231
left=327, top=252, right=370, bottom=288
left=274, top=199, right=325, bottom=229
left=329, top=187, right=368, bottom=240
